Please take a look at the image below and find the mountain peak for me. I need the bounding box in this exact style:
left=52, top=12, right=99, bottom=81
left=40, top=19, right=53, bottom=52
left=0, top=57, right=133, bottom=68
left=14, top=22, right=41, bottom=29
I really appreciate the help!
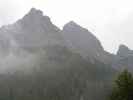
left=63, top=21, right=84, bottom=30
left=28, top=8, right=43, bottom=16
left=62, top=21, right=104, bottom=60
left=21, top=8, right=50, bottom=24
left=117, top=44, right=132, bottom=57
left=6, top=8, right=65, bottom=48
left=66, top=21, right=78, bottom=26
left=119, top=44, right=129, bottom=50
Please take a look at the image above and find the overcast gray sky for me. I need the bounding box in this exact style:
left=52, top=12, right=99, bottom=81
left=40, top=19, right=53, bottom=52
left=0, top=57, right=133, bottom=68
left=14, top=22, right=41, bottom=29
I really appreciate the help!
left=0, top=0, right=133, bottom=53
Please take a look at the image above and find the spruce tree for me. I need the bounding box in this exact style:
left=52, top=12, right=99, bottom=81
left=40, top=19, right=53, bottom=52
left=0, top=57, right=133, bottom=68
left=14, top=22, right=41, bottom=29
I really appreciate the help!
left=109, top=69, right=133, bottom=100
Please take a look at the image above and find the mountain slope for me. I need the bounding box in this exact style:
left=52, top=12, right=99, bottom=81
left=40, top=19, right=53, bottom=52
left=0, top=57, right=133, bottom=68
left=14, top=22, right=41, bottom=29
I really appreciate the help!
left=0, top=45, right=115, bottom=100
left=62, top=21, right=116, bottom=64
left=0, top=8, right=117, bottom=100
left=63, top=21, right=103, bottom=57
left=0, top=8, right=65, bottom=53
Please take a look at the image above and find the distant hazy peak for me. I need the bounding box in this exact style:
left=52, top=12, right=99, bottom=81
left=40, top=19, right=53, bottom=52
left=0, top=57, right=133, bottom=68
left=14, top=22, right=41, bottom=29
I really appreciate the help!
left=117, top=44, right=130, bottom=53
left=119, top=44, right=129, bottom=50
left=64, top=21, right=78, bottom=27
left=63, top=21, right=87, bottom=31
left=117, top=44, right=133, bottom=57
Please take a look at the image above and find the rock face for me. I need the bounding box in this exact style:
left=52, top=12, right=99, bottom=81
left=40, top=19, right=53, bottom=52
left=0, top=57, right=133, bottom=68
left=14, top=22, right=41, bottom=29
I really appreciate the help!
left=0, top=8, right=132, bottom=71
left=117, top=44, right=133, bottom=57
left=112, top=44, right=133, bottom=71
left=62, top=21, right=116, bottom=64
left=0, top=8, right=116, bottom=64
left=63, top=21, right=103, bottom=58
left=0, top=8, right=115, bottom=64
left=0, top=8, right=65, bottom=53
left=14, top=8, right=65, bottom=49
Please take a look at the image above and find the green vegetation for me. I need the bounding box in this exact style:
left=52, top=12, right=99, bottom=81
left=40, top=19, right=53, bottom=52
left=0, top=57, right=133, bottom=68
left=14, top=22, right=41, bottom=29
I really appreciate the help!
left=109, top=69, right=133, bottom=100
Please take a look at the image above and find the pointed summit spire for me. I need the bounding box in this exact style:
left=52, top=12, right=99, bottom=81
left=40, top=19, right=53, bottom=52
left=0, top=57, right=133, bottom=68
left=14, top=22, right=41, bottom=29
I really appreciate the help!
left=28, top=8, right=43, bottom=16
left=22, top=8, right=44, bottom=20
left=19, top=8, right=51, bottom=28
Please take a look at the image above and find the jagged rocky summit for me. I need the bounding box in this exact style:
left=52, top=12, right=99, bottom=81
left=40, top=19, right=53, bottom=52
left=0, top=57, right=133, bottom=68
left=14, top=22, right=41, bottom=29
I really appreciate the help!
left=0, top=8, right=132, bottom=71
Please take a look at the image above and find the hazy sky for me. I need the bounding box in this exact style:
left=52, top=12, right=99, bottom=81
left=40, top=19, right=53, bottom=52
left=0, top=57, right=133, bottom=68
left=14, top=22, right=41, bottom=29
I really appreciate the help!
left=0, top=0, right=133, bottom=53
